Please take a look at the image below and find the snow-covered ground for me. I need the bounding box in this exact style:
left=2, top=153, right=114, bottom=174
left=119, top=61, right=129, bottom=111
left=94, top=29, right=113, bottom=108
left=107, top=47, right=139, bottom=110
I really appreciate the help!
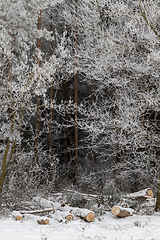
left=1, top=192, right=160, bottom=240
left=1, top=210, right=160, bottom=240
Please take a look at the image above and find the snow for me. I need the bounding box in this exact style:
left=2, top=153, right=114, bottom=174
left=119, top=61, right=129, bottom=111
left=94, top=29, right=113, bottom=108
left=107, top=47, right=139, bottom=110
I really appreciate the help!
left=1, top=208, right=160, bottom=240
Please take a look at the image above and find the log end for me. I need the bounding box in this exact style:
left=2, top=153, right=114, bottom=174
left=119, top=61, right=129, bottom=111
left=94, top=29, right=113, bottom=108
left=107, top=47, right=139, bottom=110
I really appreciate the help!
left=111, top=206, right=120, bottom=216
left=65, top=214, right=74, bottom=221
left=37, top=219, right=49, bottom=225
left=61, top=202, right=66, bottom=207
left=44, top=219, right=49, bottom=224
left=84, top=212, right=95, bottom=222
left=15, top=216, right=23, bottom=221
left=146, top=189, right=154, bottom=199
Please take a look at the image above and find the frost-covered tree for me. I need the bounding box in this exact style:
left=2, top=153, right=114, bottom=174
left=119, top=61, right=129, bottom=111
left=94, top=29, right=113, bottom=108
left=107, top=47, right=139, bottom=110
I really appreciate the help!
left=62, top=0, right=160, bottom=195
left=0, top=0, right=70, bottom=205
left=1, top=0, right=160, bottom=210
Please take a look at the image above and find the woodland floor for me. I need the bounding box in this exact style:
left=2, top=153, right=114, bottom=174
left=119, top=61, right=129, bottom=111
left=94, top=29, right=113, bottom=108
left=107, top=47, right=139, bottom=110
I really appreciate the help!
left=1, top=191, right=160, bottom=240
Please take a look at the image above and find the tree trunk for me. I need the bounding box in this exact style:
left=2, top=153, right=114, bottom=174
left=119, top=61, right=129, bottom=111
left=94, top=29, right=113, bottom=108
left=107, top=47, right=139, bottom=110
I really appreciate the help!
left=0, top=111, right=16, bottom=197
left=33, top=10, right=41, bottom=165
left=155, top=178, right=160, bottom=211
left=49, top=13, right=53, bottom=179
left=75, top=0, right=78, bottom=185
left=0, top=31, right=13, bottom=199
left=63, top=80, right=69, bottom=165
left=0, top=140, right=11, bottom=196
left=93, top=91, right=97, bottom=171
left=34, top=96, right=40, bottom=164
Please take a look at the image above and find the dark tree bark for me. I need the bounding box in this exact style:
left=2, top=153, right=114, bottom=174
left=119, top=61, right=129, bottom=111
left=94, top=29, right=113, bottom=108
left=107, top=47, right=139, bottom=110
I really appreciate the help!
left=75, top=0, right=78, bottom=185
left=49, top=13, right=53, bottom=180
left=33, top=10, right=41, bottom=165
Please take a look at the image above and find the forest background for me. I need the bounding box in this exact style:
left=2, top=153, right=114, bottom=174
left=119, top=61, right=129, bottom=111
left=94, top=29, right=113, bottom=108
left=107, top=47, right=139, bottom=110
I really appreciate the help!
left=0, top=0, right=160, bottom=211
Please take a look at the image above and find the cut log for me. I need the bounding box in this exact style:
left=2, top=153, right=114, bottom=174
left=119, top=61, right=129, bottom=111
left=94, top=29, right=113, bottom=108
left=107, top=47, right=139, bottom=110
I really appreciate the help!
left=15, top=215, right=23, bottom=221
left=126, top=188, right=154, bottom=200
left=56, top=210, right=74, bottom=222
left=37, top=219, right=49, bottom=225
left=65, top=214, right=74, bottom=221
left=12, top=211, right=23, bottom=221
left=20, top=208, right=55, bottom=215
left=84, top=212, right=95, bottom=222
left=111, top=206, right=134, bottom=218
left=61, top=202, right=66, bottom=207
left=146, top=189, right=154, bottom=199
left=72, top=208, right=95, bottom=222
